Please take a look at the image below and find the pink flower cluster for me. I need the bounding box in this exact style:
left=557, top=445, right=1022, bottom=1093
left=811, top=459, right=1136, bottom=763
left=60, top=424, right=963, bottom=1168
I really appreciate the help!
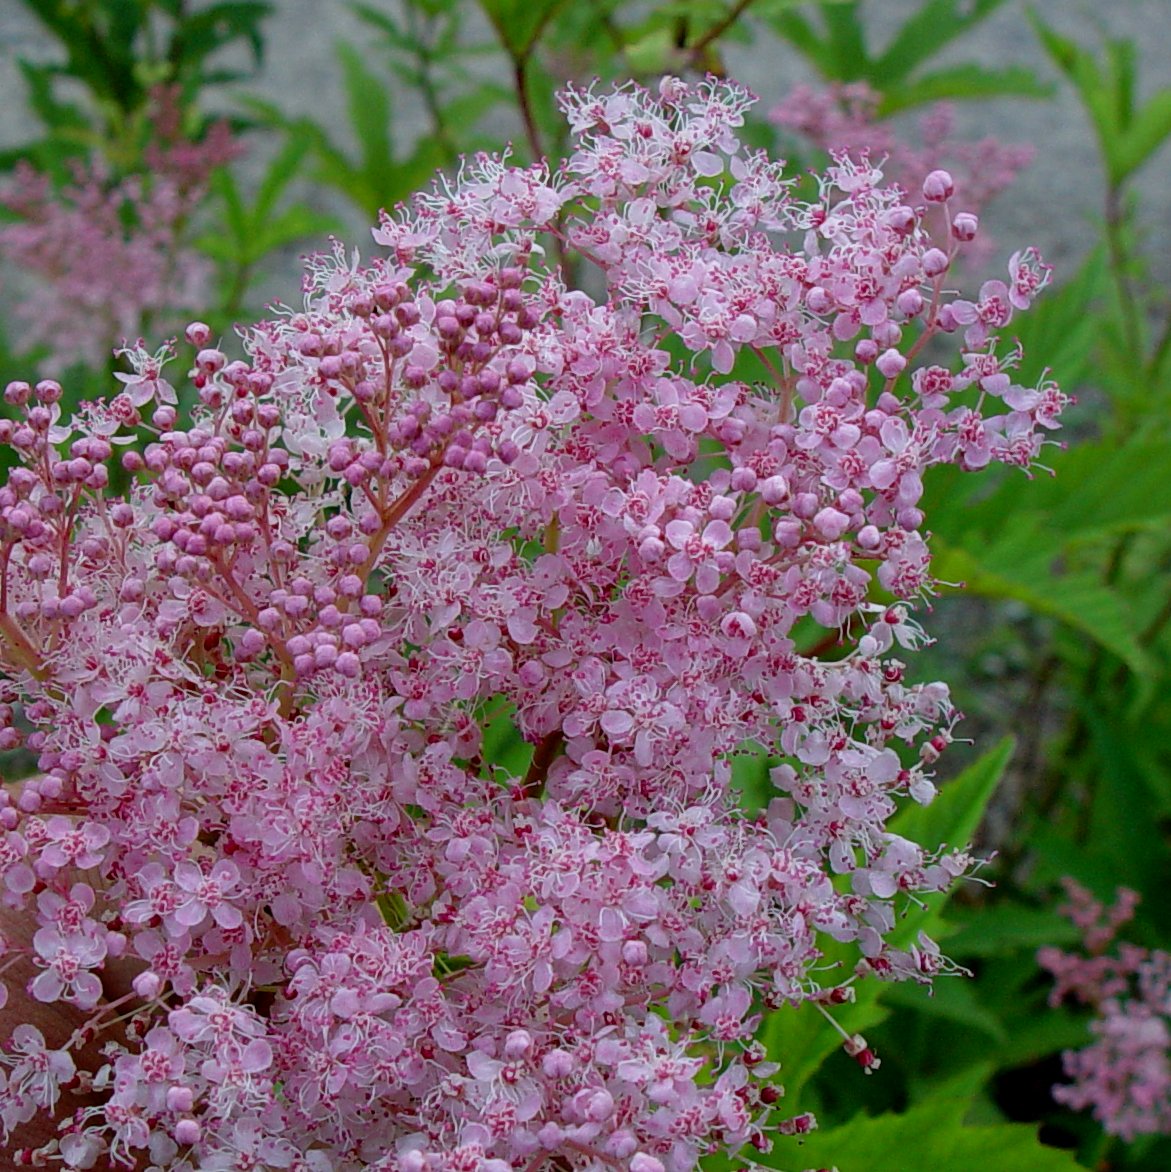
left=0, top=77, right=1064, bottom=1169
left=1039, top=880, right=1171, bottom=1141
left=770, top=82, right=1033, bottom=268
left=0, top=88, right=238, bottom=375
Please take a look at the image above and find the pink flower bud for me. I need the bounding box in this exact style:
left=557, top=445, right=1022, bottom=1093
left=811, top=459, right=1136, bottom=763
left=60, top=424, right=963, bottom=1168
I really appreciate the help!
left=813, top=507, right=850, bottom=541
left=335, top=652, right=362, bottom=678
left=134, top=972, right=162, bottom=999
left=896, top=289, right=924, bottom=318
left=174, top=1119, right=201, bottom=1145
left=922, top=169, right=955, bottom=202
left=631, top=1156, right=666, bottom=1172
left=196, top=349, right=225, bottom=374
left=621, top=940, right=648, bottom=966
left=504, top=1030, right=533, bottom=1058
left=759, top=475, right=787, bottom=505
left=952, top=212, right=979, bottom=241
left=876, top=349, right=907, bottom=379
left=922, top=248, right=950, bottom=277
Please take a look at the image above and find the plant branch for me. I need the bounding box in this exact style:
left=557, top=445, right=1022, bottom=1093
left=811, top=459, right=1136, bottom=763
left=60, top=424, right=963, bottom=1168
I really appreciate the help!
left=686, top=0, right=757, bottom=70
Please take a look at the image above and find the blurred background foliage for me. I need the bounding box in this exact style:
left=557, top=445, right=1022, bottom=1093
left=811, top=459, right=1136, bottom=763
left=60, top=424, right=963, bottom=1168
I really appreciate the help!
left=1, top=1, right=1169, bottom=1169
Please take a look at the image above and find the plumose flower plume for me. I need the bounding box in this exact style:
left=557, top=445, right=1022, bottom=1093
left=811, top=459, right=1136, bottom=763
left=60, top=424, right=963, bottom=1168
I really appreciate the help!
left=0, top=77, right=1064, bottom=1170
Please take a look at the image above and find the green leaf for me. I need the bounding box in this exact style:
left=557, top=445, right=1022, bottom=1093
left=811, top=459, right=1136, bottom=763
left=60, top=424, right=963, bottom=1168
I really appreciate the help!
left=254, top=133, right=314, bottom=224
left=350, top=2, right=407, bottom=44
left=931, top=526, right=1153, bottom=677
left=624, top=26, right=683, bottom=75
left=878, top=64, right=1054, bottom=115
left=250, top=205, right=339, bottom=260
left=209, top=167, right=248, bottom=244
left=170, top=2, right=272, bottom=77
left=1113, top=88, right=1171, bottom=179
left=880, top=974, right=1008, bottom=1041
left=758, top=9, right=830, bottom=73
left=1029, top=14, right=1166, bottom=187
left=943, top=904, right=1081, bottom=958
left=872, top=0, right=1009, bottom=86
left=480, top=700, right=534, bottom=778
left=335, top=42, right=395, bottom=188
left=436, top=83, right=512, bottom=139
left=759, top=1, right=873, bottom=82
left=991, top=1004, right=1092, bottom=1070
left=820, top=2, right=869, bottom=80
left=478, top=0, right=567, bottom=57
left=17, top=60, right=90, bottom=134
left=765, top=1094, right=1083, bottom=1171
left=1079, top=704, right=1168, bottom=899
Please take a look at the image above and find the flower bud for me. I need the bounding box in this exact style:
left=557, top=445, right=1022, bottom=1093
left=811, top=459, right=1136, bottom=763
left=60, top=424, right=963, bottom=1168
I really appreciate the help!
left=951, top=212, right=979, bottom=241
left=922, top=248, right=950, bottom=277
left=922, top=169, right=955, bottom=202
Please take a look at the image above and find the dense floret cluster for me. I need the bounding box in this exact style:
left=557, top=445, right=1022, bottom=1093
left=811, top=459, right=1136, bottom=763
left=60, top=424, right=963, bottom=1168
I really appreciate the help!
left=1040, top=880, right=1171, bottom=1141
left=770, top=81, right=1033, bottom=268
left=0, top=78, right=1064, bottom=1170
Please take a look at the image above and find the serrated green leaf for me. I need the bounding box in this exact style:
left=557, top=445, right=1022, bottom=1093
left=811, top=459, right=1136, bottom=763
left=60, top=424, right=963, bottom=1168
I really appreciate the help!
left=1080, top=704, right=1168, bottom=900
left=172, top=2, right=272, bottom=74
left=764, top=1094, right=1082, bottom=1171
left=193, top=232, right=240, bottom=264
left=209, top=167, right=248, bottom=242
left=624, top=27, right=684, bottom=75
left=1029, top=14, right=1157, bottom=187
left=254, top=133, right=314, bottom=224
left=350, top=1, right=406, bottom=44
left=991, top=1003, right=1092, bottom=1070
left=1105, top=36, right=1137, bottom=131
left=758, top=9, right=829, bottom=72
left=251, top=205, right=340, bottom=259
left=932, top=528, right=1153, bottom=676
left=820, top=2, right=869, bottom=80
left=17, top=60, right=90, bottom=133
left=480, top=699, right=534, bottom=778
left=437, top=83, right=512, bottom=138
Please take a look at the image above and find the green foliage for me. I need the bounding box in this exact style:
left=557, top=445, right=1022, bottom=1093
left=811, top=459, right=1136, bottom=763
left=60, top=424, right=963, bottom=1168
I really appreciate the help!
left=197, top=134, right=340, bottom=317
left=761, top=0, right=1052, bottom=113
left=478, top=0, right=569, bottom=59
left=5, top=0, right=271, bottom=169
left=766, top=1093, right=1083, bottom=1172
left=299, top=40, right=448, bottom=221
left=1031, top=12, right=1171, bottom=188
